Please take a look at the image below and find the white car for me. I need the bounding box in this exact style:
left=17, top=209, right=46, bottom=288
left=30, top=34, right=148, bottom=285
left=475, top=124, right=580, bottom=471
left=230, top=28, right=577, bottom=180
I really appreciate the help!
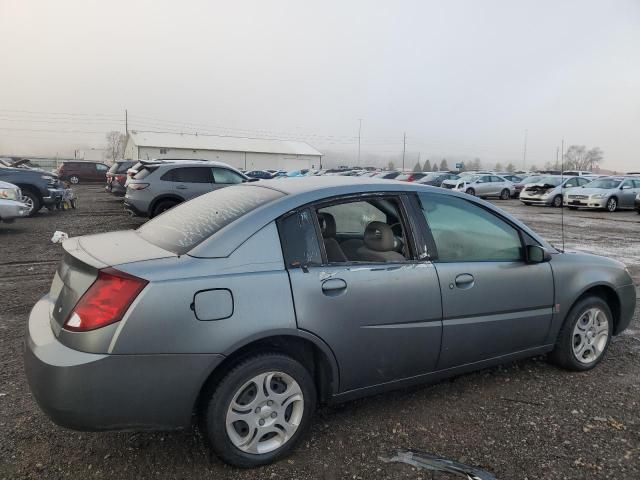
left=0, top=180, right=29, bottom=223
left=441, top=174, right=515, bottom=199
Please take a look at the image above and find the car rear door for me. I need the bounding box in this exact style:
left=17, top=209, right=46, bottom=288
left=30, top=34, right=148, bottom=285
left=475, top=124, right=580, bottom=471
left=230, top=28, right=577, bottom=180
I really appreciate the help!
left=475, top=175, right=493, bottom=196
left=415, top=191, right=554, bottom=369
left=280, top=195, right=443, bottom=393
left=619, top=179, right=636, bottom=208
left=166, top=167, right=214, bottom=200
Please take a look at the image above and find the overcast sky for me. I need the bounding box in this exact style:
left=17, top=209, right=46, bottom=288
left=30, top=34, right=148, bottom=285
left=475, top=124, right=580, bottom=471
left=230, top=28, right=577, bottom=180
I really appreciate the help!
left=1, top=0, right=638, bottom=170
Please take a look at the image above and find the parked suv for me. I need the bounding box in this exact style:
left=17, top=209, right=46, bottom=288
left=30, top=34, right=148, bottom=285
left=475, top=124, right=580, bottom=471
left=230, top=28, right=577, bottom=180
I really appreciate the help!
left=57, top=161, right=110, bottom=184
left=105, top=161, right=135, bottom=196
left=0, top=165, right=64, bottom=216
left=124, top=160, right=249, bottom=217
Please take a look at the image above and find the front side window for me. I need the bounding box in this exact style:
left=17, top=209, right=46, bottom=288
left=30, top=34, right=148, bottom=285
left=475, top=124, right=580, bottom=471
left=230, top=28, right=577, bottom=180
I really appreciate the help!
left=213, top=167, right=244, bottom=184
left=97, top=164, right=108, bottom=171
left=417, top=193, right=522, bottom=262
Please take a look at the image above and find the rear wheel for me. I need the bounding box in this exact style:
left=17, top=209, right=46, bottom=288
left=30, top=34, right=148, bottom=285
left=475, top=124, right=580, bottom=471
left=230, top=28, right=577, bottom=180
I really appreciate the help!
left=549, top=296, right=613, bottom=371
left=21, top=190, right=41, bottom=216
left=69, top=175, right=80, bottom=184
left=552, top=195, right=563, bottom=208
left=151, top=199, right=178, bottom=217
left=500, top=189, right=510, bottom=200
left=204, top=353, right=316, bottom=467
left=465, top=188, right=475, bottom=196
left=606, top=197, right=617, bottom=212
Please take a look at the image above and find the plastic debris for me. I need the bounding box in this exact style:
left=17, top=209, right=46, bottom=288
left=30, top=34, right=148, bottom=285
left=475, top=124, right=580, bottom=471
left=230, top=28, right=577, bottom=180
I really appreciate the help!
left=380, top=449, right=498, bottom=480
left=51, top=231, right=69, bottom=244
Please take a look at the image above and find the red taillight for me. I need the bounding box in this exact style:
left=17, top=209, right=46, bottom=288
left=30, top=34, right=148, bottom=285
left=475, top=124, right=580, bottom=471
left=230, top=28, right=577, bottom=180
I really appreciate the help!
left=407, top=175, right=415, bottom=182
left=115, top=174, right=126, bottom=183
left=63, top=268, right=148, bottom=332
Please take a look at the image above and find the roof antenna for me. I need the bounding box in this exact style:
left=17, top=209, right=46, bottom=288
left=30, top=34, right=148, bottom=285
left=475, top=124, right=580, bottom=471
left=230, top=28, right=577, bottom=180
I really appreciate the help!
left=560, top=138, right=565, bottom=252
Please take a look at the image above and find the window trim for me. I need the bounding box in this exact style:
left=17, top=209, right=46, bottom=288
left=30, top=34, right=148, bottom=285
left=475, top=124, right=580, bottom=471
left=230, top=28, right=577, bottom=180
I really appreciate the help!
left=413, top=192, right=532, bottom=263
left=278, top=192, right=421, bottom=268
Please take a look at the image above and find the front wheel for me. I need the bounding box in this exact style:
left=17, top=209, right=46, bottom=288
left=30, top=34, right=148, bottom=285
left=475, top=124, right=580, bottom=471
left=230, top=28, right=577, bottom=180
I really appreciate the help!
left=500, top=189, right=510, bottom=200
left=606, top=197, right=617, bottom=212
left=549, top=296, right=613, bottom=371
left=552, top=195, right=563, bottom=208
left=21, top=190, right=41, bottom=216
left=204, top=353, right=316, bottom=467
left=465, top=188, right=475, bottom=196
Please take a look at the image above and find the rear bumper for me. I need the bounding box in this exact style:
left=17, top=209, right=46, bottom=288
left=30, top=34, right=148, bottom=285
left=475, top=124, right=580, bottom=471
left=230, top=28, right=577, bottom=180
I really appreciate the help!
left=123, top=199, right=148, bottom=217
left=24, top=296, right=224, bottom=431
left=106, top=183, right=126, bottom=196
left=615, top=283, right=637, bottom=335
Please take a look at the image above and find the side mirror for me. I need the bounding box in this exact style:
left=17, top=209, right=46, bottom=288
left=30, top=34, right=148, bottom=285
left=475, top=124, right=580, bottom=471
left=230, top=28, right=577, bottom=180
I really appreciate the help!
left=621, top=185, right=632, bottom=190
left=526, top=245, right=551, bottom=263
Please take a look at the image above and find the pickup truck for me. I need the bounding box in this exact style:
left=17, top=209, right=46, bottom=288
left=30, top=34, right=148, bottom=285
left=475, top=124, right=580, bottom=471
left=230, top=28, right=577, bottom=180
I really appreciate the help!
left=0, top=166, right=64, bottom=216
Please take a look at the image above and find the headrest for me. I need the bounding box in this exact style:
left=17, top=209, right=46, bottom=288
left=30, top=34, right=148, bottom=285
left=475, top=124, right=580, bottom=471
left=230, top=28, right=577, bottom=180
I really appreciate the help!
left=317, top=212, right=337, bottom=238
left=363, top=221, right=395, bottom=251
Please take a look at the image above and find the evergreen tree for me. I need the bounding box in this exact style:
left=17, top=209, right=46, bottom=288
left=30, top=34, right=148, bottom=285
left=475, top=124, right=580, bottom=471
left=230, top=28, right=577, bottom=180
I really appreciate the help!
left=506, top=162, right=515, bottom=172
left=439, top=159, right=448, bottom=171
left=412, top=161, right=422, bottom=172
left=423, top=159, right=432, bottom=172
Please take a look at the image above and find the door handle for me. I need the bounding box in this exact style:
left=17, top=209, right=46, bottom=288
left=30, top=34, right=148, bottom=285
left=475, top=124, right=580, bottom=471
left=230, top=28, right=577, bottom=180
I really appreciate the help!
left=321, top=278, right=347, bottom=295
left=176, top=185, right=188, bottom=190
left=454, top=273, right=475, bottom=289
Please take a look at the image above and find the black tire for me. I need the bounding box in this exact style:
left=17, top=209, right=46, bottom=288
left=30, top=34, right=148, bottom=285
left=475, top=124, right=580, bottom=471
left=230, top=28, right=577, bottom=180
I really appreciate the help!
left=69, top=175, right=80, bottom=184
left=548, top=296, right=613, bottom=371
left=568, top=206, right=578, bottom=210
left=521, top=201, right=531, bottom=206
left=552, top=195, right=563, bottom=208
left=204, top=353, right=316, bottom=467
left=465, top=188, right=475, bottom=196
left=21, top=190, right=41, bottom=217
left=606, top=197, right=617, bottom=212
left=500, top=189, right=510, bottom=200
left=151, top=199, right=179, bottom=217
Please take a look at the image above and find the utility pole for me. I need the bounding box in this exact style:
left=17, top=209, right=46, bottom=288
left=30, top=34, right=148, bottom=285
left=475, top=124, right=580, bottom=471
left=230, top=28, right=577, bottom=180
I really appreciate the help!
left=357, top=118, right=362, bottom=166
left=125, top=109, right=128, bottom=133
left=402, top=132, right=406, bottom=171
left=522, top=129, right=528, bottom=170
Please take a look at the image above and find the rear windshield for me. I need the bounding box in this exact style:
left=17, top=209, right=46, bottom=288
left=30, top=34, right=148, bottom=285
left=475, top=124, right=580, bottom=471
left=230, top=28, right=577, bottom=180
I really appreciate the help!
left=133, top=166, right=158, bottom=180
left=137, top=185, right=284, bottom=254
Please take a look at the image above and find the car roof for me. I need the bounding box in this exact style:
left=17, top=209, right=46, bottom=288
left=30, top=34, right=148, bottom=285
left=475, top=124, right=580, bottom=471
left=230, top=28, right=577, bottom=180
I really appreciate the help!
left=143, top=159, right=237, bottom=169
left=188, top=176, right=554, bottom=258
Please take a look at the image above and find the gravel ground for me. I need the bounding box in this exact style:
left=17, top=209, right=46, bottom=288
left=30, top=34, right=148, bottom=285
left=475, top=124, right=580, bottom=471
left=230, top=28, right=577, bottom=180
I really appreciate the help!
left=1, top=186, right=638, bottom=480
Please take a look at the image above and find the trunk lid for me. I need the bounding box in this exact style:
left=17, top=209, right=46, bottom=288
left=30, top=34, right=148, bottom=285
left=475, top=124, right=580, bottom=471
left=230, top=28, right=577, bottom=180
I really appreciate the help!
left=49, top=231, right=176, bottom=331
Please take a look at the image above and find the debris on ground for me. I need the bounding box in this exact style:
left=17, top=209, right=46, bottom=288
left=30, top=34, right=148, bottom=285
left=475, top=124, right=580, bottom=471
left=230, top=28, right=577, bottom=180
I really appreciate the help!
left=380, top=449, right=498, bottom=479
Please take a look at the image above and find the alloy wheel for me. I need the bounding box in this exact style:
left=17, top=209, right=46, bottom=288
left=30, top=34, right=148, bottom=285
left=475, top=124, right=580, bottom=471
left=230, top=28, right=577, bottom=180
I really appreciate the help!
left=225, top=371, right=304, bottom=454
left=553, top=195, right=562, bottom=208
left=21, top=195, right=35, bottom=214
left=606, top=198, right=617, bottom=212
left=70, top=176, right=79, bottom=184
left=572, top=307, right=609, bottom=364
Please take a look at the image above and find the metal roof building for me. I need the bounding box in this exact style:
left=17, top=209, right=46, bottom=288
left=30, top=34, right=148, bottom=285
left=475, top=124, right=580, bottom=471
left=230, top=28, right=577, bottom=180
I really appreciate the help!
left=124, top=131, right=323, bottom=171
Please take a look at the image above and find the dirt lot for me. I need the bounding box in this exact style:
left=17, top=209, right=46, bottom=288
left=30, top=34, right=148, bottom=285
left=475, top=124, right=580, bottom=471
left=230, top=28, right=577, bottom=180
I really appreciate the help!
left=1, top=186, right=639, bottom=479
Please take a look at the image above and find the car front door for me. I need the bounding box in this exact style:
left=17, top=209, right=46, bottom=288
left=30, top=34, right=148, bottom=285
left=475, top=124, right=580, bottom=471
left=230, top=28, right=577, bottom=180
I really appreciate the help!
left=280, top=196, right=443, bottom=393
left=475, top=175, right=493, bottom=196
left=165, top=167, right=213, bottom=200
left=212, top=167, right=245, bottom=191
left=415, top=191, right=554, bottom=369
left=619, top=179, right=636, bottom=208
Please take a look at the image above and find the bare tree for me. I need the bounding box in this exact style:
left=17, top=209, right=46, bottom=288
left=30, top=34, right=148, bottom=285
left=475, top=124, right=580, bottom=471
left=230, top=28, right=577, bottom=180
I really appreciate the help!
left=387, top=160, right=396, bottom=170
left=505, top=162, right=515, bottom=172
left=494, top=162, right=503, bottom=171
left=105, top=131, right=126, bottom=163
left=529, top=164, right=538, bottom=172
left=422, top=159, right=432, bottom=172
left=563, top=145, right=604, bottom=171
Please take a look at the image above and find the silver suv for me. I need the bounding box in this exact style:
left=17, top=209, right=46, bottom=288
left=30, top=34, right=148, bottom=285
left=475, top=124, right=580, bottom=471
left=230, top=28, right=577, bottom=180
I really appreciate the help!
left=124, top=159, right=249, bottom=217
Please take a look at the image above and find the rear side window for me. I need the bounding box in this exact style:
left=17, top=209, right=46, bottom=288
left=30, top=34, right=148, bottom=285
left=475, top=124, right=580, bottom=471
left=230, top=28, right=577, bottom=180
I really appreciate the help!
left=138, top=185, right=284, bottom=254
left=278, top=209, right=322, bottom=268
left=213, top=167, right=244, bottom=184
left=161, top=167, right=212, bottom=183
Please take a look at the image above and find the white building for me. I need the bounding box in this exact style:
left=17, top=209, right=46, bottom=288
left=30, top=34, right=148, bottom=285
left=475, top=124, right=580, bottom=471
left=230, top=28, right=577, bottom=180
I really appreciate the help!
left=123, top=131, right=323, bottom=171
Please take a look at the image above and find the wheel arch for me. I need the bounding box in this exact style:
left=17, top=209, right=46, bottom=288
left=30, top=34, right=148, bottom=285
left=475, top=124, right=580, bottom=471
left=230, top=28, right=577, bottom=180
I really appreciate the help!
left=567, top=284, right=622, bottom=334
left=193, top=332, right=340, bottom=418
left=149, top=194, right=184, bottom=216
